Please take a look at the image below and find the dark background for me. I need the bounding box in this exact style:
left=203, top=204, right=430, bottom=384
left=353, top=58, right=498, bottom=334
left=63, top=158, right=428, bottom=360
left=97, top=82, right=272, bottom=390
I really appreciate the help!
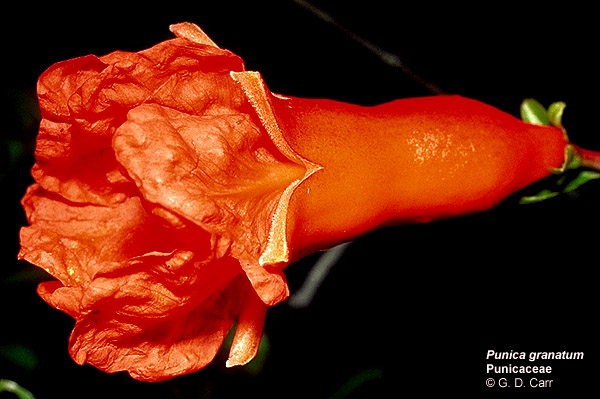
left=2, top=1, right=598, bottom=398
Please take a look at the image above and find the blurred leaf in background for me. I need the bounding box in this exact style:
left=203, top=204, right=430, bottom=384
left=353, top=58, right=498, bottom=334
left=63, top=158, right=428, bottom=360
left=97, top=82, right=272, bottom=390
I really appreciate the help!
left=0, top=345, right=39, bottom=371
left=3, top=87, right=38, bottom=174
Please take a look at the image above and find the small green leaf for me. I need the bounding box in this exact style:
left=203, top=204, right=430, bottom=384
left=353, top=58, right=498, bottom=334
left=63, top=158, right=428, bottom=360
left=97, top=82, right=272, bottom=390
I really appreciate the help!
left=520, top=98, right=550, bottom=125
left=517, top=98, right=599, bottom=203
left=563, top=170, right=600, bottom=192
left=0, top=380, right=36, bottom=399
left=548, top=101, right=566, bottom=129
left=329, top=368, right=383, bottom=399
left=520, top=170, right=600, bottom=204
left=519, top=189, right=559, bottom=204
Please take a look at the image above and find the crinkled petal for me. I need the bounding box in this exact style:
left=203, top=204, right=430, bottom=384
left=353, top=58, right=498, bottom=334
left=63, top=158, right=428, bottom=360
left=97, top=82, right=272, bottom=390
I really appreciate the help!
left=19, top=23, right=306, bottom=381
left=113, top=102, right=303, bottom=301
left=37, top=281, right=83, bottom=318
left=69, top=275, right=249, bottom=382
left=18, top=184, right=152, bottom=285
left=33, top=29, right=245, bottom=207
left=79, top=251, right=242, bottom=320
left=45, top=249, right=246, bottom=381
left=170, top=22, right=220, bottom=47
left=37, top=55, right=108, bottom=120
left=70, top=303, right=230, bottom=382
left=239, top=261, right=289, bottom=306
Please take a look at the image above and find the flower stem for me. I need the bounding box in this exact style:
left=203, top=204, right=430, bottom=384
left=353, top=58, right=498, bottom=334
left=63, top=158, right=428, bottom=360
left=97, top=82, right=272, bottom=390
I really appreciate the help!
left=574, top=145, right=600, bottom=171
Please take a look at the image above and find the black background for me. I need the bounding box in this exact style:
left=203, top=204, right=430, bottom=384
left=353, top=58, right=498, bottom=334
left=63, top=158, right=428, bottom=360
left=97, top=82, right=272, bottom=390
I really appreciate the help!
left=2, top=1, right=598, bottom=398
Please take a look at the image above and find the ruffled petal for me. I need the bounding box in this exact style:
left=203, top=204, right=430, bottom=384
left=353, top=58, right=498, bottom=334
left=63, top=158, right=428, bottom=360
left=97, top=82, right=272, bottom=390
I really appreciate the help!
left=18, top=184, right=151, bottom=285
left=239, top=261, right=289, bottom=306
left=113, top=102, right=304, bottom=282
left=37, top=281, right=83, bottom=318
left=69, top=301, right=231, bottom=382
left=46, top=249, right=246, bottom=381
left=33, top=27, right=245, bottom=207
left=170, top=22, right=220, bottom=47
left=20, top=23, right=309, bottom=380
left=69, top=274, right=250, bottom=382
left=37, top=55, right=108, bottom=121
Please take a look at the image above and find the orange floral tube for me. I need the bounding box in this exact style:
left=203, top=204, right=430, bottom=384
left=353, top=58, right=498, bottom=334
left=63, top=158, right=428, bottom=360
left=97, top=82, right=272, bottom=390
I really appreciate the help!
left=18, top=22, right=597, bottom=381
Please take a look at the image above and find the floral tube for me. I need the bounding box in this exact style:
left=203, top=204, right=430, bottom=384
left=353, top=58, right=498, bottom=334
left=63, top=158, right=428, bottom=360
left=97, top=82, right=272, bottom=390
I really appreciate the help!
left=20, top=22, right=587, bottom=381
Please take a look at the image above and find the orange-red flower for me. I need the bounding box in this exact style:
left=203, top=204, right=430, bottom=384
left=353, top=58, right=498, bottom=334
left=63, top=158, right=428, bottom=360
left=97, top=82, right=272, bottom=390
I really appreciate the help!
left=18, top=22, right=317, bottom=381
left=20, top=22, right=597, bottom=383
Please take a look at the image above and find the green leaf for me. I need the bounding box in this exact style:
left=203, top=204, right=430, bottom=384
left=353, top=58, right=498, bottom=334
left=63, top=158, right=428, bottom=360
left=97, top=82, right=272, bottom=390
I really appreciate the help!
left=563, top=170, right=600, bottom=192
left=517, top=98, right=600, bottom=203
left=0, top=380, right=36, bottom=399
left=520, top=98, right=550, bottom=125
left=329, top=368, right=383, bottom=399
left=519, top=170, right=600, bottom=204
left=547, top=101, right=566, bottom=129
left=519, top=189, right=559, bottom=204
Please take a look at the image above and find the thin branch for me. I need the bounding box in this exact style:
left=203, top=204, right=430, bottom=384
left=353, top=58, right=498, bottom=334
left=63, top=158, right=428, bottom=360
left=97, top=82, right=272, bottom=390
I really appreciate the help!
left=292, top=0, right=447, bottom=95
left=287, top=242, right=352, bottom=309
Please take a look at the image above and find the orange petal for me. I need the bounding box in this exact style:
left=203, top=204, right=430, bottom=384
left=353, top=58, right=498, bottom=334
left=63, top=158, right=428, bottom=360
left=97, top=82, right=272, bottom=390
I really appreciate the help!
left=70, top=280, right=242, bottom=382
left=240, top=261, right=289, bottom=306
left=113, top=101, right=305, bottom=264
left=18, top=184, right=150, bottom=285
left=169, top=22, right=220, bottom=48
left=65, top=255, right=245, bottom=381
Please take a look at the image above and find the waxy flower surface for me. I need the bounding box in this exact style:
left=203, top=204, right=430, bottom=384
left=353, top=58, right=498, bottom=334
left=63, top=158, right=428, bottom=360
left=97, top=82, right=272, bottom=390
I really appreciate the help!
left=19, top=23, right=318, bottom=381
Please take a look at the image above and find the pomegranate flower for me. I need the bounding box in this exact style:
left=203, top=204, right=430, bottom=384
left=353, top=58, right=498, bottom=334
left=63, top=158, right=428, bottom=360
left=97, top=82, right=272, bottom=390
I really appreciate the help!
left=19, top=22, right=318, bottom=381
left=19, top=22, right=600, bottom=382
